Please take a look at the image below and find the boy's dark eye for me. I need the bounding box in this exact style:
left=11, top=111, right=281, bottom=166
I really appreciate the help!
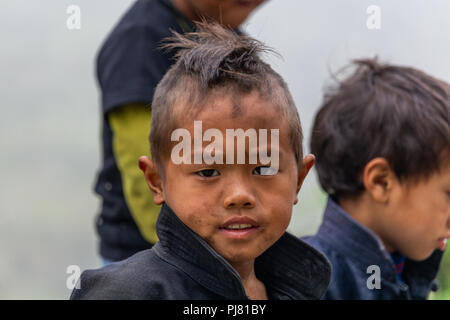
left=253, top=166, right=278, bottom=176
left=197, top=169, right=220, bottom=177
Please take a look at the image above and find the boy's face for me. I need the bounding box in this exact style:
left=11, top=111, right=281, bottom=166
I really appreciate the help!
left=141, top=91, right=312, bottom=265
left=180, top=0, right=266, bottom=28
left=380, top=163, right=450, bottom=260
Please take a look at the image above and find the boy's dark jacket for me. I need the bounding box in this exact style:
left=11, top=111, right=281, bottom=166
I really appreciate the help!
left=71, top=204, right=331, bottom=300
left=303, top=198, right=443, bottom=300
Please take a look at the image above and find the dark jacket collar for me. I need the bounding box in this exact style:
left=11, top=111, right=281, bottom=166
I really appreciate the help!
left=316, top=197, right=395, bottom=279
left=316, top=197, right=443, bottom=290
left=154, top=203, right=331, bottom=300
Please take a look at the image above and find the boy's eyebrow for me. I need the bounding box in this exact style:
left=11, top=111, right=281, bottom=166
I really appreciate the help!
left=188, top=145, right=282, bottom=164
left=192, top=148, right=224, bottom=160
left=198, top=147, right=283, bottom=157
left=248, top=145, right=281, bottom=155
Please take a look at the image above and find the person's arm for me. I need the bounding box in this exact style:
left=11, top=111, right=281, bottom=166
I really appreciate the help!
left=108, top=103, right=159, bottom=244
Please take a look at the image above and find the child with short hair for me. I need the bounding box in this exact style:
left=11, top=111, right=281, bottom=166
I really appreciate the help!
left=71, top=22, right=331, bottom=300
left=304, top=59, right=450, bottom=299
left=95, top=0, right=266, bottom=265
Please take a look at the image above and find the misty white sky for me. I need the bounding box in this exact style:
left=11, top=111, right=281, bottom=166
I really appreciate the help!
left=1, top=0, right=449, bottom=298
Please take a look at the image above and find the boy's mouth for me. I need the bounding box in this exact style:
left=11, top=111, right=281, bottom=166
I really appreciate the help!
left=223, top=223, right=255, bottom=230
left=438, top=238, right=448, bottom=251
left=219, top=217, right=261, bottom=239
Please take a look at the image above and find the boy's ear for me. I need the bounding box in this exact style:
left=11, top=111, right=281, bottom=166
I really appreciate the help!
left=363, top=158, right=396, bottom=203
left=138, top=156, right=165, bottom=205
left=294, top=154, right=315, bottom=205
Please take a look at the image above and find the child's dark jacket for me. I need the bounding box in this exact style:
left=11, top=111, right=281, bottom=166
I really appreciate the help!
left=303, top=198, right=443, bottom=300
left=71, top=204, right=331, bottom=300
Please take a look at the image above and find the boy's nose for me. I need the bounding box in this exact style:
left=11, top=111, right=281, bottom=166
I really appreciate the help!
left=223, top=183, right=256, bottom=209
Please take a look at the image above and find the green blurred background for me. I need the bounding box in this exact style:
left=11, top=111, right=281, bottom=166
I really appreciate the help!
left=0, top=0, right=448, bottom=299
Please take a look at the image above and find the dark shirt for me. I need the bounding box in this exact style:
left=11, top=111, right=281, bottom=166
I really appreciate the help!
left=303, top=197, right=443, bottom=300
left=71, top=203, right=332, bottom=300
left=94, top=0, right=193, bottom=261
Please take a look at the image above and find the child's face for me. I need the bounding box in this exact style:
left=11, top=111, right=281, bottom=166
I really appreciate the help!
left=381, top=163, right=450, bottom=260
left=143, top=91, right=312, bottom=265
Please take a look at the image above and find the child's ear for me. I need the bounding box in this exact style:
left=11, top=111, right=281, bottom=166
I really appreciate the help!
left=363, top=158, right=396, bottom=203
left=294, top=154, right=315, bottom=205
left=138, top=156, right=165, bottom=205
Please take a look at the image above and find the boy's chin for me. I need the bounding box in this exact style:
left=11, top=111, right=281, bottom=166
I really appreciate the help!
left=404, top=247, right=435, bottom=262
left=219, top=249, right=261, bottom=264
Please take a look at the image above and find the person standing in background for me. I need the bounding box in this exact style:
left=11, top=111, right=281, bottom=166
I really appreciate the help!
left=94, top=0, right=266, bottom=264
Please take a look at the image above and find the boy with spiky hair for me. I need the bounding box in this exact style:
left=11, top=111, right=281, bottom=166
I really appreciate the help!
left=304, top=59, right=450, bottom=299
left=71, top=23, right=331, bottom=300
left=95, top=0, right=267, bottom=265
